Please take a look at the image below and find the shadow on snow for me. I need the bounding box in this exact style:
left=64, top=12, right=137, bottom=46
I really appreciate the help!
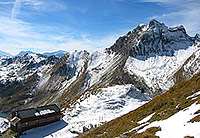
left=20, top=120, right=68, bottom=138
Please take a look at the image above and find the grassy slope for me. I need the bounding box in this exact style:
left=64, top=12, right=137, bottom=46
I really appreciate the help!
left=79, top=72, right=200, bottom=138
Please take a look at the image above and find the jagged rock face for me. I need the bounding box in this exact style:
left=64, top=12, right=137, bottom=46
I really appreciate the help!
left=108, top=19, right=194, bottom=60
left=32, top=51, right=90, bottom=107
left=174, top=48, right=200, bottom=83
left=107, top=19, right=199, bottom=94
left=87, top=51, right=152, bottom=94
left=174, top=36, right=200, bottom=84
left=36, top=51, right=90, bottom=92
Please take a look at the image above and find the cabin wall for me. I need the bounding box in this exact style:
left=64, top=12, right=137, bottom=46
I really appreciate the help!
left=20, top=113, right=61, bottom=132
left=11, top=124, right=17, bottom=132
left=11, top=122, right=22, bottom=134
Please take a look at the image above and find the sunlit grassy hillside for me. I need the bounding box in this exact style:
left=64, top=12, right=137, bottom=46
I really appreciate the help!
left=79, top=72, right=200, bottom=138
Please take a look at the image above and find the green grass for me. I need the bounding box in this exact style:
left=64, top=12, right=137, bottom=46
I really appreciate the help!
left=133, top=127, right=161, bottom=138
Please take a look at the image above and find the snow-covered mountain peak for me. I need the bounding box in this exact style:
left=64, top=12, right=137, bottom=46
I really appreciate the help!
left=149, top=19, right=164, bottom=28
left=69, top=50, right=89, bottom=61
left=168, top=24, right=186, bottom=32
left=108, top=19, right=194, bottom=60
left=43, top=50, right=67, bottom=57
left=148, top=19, right=186, bottom=34
left=16, top=50, right=35, bottom=56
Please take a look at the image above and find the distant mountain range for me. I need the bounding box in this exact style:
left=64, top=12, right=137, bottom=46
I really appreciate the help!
left=16, top=50, right=36, bottom=56
left=0, top=50, right=67, bottom=57
left=43, top=50, right=67, bottom=57
left=0, top=50, right=12, bottom=57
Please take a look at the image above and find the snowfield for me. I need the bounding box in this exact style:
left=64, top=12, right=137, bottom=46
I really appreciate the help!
left=21, top=84, right=151, bottom=138
left=125, top=45, right=198, bottom=92
left=0, top=118, right=10, bottom=134
left=137, top=101, right=200, bottom=138
left=88, top=51, right=122, bottom=87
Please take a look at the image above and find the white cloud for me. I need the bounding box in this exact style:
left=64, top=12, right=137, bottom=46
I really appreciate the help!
left=0, top=1, right=118, bottom=55
left=0, top=1, right=14, bottom=5
left=0, top=31, right=121, bottom=55
left=0, top=16, right=45, bottom=38
left=2, top=0, right=69, bottom=39
left=52, top=33, right=121, bottom=53
left=22, top=0, right=67, bottom=12
left=11, top=0, right=21, bottom=20
left=139, top=0, right=169, bottom=2
left=11, top=0, right=67, bottom=21
left=0, top=40, right=54, bottom=55
left=0, top=0, right=118, bottom=55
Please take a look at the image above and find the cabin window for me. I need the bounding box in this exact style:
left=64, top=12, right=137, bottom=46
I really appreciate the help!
left=36, top=120, right=39, bottom=124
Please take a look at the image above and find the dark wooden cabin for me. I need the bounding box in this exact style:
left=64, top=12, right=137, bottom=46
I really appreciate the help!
left=10, top=104, right=61, bottom=134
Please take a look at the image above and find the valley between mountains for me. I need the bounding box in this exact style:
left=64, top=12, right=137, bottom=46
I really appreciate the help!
left=0, top=19, right=200, bottom=138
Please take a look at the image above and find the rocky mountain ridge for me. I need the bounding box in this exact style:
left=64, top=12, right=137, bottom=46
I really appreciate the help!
left=0, top=19, right=199, bottom=115
left=107, top=19, right=194, bottom=59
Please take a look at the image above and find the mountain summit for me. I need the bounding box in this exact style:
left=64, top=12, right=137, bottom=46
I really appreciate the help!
left=16, top=51, right=36, bottom=56
left=43, top=50, right=67, bottom=57
left=108, top=19, right=193, bottom=60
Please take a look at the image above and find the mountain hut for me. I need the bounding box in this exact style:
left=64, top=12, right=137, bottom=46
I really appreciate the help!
left=10, top=104, right=61, bottom=134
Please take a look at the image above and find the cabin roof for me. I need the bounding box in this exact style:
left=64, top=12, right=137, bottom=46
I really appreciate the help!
left=16, top=104, right=60, bottom=119
left=0, top=113, right=8, bottom=118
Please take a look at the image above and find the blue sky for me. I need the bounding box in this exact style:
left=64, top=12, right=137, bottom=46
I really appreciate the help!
left=0, top=0, right=199, bottom=55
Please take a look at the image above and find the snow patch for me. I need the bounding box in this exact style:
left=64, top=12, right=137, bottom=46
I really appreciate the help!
left=139, top=24, right=149, bottom=32
left=125, top=45, right=198, bottom=92
left=138, top=113, right=156, bottom=124
left=186, top=91, right=200, bottom=100
left=35, top=109, right=55, bottom=116
left=62, top=84, right=151, bottom=136
left=23, top=84, right=151, bottom=138
left=0, top=118, right=10, bottom=134
left=137, top=102, right=200, bottom=138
